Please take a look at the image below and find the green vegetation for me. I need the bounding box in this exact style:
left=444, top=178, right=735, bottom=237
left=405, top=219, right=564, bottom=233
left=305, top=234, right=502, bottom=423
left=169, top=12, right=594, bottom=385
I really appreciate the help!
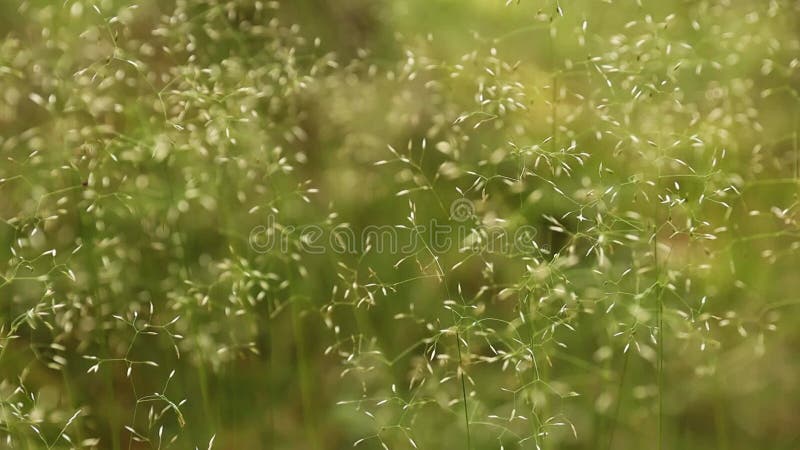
left=1, top=0, right=799, bottom=449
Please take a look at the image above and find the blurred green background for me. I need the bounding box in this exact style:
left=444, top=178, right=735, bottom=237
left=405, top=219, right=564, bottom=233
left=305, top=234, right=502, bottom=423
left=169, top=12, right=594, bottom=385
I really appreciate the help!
left=1, top=0, right=799, bottom=449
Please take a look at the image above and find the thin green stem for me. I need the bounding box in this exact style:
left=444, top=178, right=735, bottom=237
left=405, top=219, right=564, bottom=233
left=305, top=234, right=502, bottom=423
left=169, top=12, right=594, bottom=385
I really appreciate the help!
left=291, top=295, right=320, bottom=450
left=606, top=349, right=630, bottom=450
left=455, top=331, right=472, bottom=450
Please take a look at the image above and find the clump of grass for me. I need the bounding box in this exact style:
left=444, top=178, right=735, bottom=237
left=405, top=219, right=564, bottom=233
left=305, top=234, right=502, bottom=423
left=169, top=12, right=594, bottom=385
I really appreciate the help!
left=1, top=0, right=799, bottom=449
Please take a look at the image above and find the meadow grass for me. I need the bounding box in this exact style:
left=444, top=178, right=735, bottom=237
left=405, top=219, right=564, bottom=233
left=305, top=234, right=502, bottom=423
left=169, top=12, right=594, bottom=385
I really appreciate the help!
left=1, top=0, right=799, bottom=449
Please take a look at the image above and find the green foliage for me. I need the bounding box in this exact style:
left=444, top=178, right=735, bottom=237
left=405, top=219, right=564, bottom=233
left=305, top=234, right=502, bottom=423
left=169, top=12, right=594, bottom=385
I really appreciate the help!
left=1, top=0, right=799, bottom=449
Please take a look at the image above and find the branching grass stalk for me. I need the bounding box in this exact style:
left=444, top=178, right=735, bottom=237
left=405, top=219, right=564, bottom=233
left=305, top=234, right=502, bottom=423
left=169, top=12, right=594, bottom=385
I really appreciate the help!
left=410, top=216, right=471, bottom=449
left=655, top=143, right=664, bottom=450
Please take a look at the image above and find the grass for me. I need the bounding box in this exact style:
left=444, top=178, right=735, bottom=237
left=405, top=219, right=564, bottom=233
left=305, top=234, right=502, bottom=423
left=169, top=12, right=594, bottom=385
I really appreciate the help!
left=0, top=0, right=799, bottom=449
